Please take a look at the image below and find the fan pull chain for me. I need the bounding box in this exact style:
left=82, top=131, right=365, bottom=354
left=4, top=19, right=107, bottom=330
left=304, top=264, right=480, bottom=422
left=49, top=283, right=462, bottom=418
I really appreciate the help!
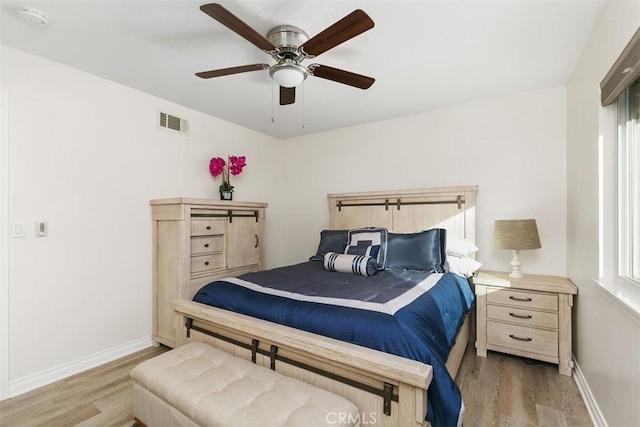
left=301, top=82, right=305, bottom=129
left=271, top=81, right=275, bottom=123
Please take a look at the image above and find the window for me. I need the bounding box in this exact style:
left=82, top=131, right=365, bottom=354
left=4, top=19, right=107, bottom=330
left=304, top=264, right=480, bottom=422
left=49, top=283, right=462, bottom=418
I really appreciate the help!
left=598, top=28, right=640, bottom=315
left=616, top=78, right=640, bottom=284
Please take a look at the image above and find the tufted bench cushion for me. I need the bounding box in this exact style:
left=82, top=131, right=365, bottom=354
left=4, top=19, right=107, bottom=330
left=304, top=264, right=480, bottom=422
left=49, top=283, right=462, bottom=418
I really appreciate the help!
left=131, top=342, right=360, bottom=427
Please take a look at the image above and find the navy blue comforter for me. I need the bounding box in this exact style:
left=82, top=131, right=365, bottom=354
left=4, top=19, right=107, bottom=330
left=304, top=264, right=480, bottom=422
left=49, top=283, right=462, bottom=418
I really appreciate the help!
left=194, top=262, right=474, bottom=427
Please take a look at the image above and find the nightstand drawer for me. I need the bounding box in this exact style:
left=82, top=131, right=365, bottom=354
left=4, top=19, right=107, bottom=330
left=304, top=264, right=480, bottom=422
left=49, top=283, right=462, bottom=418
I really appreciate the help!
left=190, top=253, right=224, bottom=275
left=191, top=219, right=225, bottom=236
left=486, top=288, right=558, bottom=311
left=191, top=236, right=224, bottom=255
left=487, top=304, right=558, bottom=329
left=487, top=320, right=558, bottom=358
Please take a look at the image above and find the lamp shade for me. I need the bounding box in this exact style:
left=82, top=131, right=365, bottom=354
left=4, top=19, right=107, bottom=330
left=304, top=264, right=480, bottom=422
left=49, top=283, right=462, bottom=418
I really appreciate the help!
left=271, top=67, right=305, bottom=87
left=494, top=219, right=541, bottom=250
left=269, top=61, right=308, bottom=88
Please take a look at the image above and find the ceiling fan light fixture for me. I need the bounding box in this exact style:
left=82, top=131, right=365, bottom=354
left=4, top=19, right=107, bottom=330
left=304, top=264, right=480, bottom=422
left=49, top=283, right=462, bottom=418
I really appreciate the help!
left=270, top=61, right=307, bottom=88
left=197, top=4, right=376, bottom=105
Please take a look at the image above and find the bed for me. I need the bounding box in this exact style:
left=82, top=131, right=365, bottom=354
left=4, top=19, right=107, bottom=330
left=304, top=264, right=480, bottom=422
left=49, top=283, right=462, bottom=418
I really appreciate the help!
left=170, top=186, right=479, bottom=427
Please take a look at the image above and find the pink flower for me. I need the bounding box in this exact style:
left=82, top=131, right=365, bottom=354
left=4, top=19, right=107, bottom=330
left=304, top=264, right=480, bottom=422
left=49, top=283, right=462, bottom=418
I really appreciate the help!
left=209, top=155, right=246, bottom=192
left=229, top=155, right=247, bottom=176
left=209, top=157, right=226, bottom=177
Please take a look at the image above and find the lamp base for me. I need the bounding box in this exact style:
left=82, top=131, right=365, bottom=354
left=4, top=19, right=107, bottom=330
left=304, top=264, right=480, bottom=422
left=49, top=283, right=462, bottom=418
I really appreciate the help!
left=509, top=249, right=524, bottom=279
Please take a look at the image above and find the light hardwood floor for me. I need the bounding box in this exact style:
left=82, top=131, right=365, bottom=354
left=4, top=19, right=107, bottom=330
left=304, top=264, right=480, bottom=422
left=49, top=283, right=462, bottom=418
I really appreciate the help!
left=0, top=344, right=592, bottom=427
left=457, top=345, right=592, bottom=426
left=0, top=346, right=168, bottom=427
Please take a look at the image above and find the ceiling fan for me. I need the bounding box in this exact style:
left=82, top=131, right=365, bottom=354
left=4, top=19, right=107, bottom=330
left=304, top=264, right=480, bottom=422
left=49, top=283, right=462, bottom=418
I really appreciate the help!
left=195, top=3, right=375, bottom=106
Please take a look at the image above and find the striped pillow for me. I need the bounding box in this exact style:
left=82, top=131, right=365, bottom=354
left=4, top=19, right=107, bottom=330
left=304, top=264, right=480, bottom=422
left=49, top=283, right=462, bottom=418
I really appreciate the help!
left=323, top=252, right=377, bottom=276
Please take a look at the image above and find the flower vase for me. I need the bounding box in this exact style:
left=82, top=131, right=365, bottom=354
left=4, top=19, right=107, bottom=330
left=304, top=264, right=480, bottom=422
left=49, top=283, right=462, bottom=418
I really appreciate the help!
left=220, top=191, right=233, bottom=201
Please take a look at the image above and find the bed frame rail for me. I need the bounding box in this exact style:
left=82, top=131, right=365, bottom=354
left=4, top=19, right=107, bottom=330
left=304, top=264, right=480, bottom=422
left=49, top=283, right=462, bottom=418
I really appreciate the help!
left=172, top=299, right=432, bottom=426
left=184, top=316, right=400, bottom=415
left=336, top=195, right=465, bottom=212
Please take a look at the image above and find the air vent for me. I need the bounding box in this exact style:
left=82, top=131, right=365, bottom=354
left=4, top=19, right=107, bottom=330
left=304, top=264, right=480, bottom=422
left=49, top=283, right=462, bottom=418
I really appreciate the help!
left=158, top=110, right=189, bottom=135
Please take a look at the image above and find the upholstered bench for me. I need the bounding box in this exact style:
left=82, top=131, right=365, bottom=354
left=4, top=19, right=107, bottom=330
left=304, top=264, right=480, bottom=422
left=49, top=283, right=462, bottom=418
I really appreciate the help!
left=131, top=342, right=360, bottom=427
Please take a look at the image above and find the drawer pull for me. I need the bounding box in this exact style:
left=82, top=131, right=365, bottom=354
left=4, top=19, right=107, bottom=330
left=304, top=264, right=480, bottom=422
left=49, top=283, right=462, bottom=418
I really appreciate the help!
left=509, top=334, right=532, bottom=342
left=204, top=261, right=210, bottom=266
left=509, top=312, right=532, bottom=319
left=204, top=243, right=210, bottom=248
left=509, top=295, right=532, bottom=302
left=206, top=226, right=211, bottom=230
left=255, top=234, right=259, bottom=248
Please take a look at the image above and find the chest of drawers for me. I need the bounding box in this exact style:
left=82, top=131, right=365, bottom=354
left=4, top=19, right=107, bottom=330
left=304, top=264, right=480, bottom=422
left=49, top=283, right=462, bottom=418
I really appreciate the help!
left=474, top=271, right=577, bottom=376
left=151, top=198, right=268, bottom=348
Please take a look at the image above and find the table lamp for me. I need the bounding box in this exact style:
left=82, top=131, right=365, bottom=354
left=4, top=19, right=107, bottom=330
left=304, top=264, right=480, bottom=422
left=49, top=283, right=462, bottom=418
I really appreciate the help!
left=494, top=219, right=541, bottom=278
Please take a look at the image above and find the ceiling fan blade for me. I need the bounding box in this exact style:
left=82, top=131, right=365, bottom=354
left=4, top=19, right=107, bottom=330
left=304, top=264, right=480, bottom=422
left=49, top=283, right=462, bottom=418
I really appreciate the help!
left=196, top=64, right=269, bottom=79
left=200, top=3, right=276, bottom=52
left=280, top=86, right=296, bottom=105
left=311, top=65, right=375, bottom=89
left=301, top=10, right=374, bottom=57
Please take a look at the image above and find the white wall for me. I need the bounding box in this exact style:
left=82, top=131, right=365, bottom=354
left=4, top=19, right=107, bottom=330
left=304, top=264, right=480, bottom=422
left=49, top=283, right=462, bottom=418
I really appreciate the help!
left=1, top=46, right=281, bottom=394
left=566, top=1, right=640, bottom=426
left=274, top=87, right=568, bottom=277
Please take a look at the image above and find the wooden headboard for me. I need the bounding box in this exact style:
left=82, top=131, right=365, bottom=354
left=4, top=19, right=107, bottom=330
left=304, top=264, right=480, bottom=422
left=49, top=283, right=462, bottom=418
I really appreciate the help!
left=327, top=185, right=478, bottom=243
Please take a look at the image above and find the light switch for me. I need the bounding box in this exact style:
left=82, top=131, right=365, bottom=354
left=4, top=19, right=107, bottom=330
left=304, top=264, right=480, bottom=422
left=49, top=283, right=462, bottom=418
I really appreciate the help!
left=35, top=221, right=47, bottom=237
left=11, top=221, right=26, bottom=238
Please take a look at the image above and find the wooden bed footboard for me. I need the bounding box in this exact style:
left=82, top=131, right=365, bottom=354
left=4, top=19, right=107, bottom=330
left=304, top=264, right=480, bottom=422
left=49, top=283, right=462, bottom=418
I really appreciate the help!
left=172, top=299, right=434, bottom=427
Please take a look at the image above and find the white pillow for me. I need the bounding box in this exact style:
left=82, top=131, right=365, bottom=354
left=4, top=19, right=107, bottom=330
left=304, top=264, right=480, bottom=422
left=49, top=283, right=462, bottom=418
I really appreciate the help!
left=446, top=236, right=479, bottom=258
left=447, top=256, right=482, bottom=278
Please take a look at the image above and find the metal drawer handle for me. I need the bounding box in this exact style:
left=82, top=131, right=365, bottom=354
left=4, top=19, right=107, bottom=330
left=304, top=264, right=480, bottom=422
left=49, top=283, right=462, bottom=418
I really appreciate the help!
left=509, top=312, right=532, bottom=319
left=204, top=261, right=210, bottom=266
left=206, top=226, right=212, bottom=230
left=509, top=334, right=532, bottom=342
left=509, top=295, right=532, bottom=302
left=204, top=243, right=210, bottom=248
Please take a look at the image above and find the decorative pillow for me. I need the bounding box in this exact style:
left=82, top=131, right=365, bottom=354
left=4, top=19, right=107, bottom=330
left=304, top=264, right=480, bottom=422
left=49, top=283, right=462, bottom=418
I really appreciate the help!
left=346, top=227, right=388, bottom=270
left=310, top=229, right=349, bottom=262
left=386, top=228, right=447, bottom=272
left=446, top=256, right=482, bottom=278
left=446, top=236, right=479, bottom=258
left=323, top=252, right=377, bottom=276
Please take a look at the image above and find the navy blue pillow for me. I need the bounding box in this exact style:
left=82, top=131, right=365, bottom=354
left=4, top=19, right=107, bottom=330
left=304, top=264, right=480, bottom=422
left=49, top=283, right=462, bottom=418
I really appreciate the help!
left=386, top=228, right=447, bottom=272
left=310, top=229, right=349, bottom=262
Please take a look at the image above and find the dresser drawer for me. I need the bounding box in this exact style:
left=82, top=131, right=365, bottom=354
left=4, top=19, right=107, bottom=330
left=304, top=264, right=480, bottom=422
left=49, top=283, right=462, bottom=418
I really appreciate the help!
left=486, top=288, right=558, bottom=311
left=191, top=236, right=224, bottom=255
left=487, top=304, right=558, bottom=329
left=190, top=253, right=224, bottom=275
left=191, top=219, right=225, bottom=236
left=487, top=320, right=558, bottom=358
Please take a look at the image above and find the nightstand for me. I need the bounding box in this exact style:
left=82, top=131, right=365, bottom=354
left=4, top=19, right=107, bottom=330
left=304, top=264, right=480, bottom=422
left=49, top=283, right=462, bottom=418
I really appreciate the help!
left=474, top=270, right=578, bottom=376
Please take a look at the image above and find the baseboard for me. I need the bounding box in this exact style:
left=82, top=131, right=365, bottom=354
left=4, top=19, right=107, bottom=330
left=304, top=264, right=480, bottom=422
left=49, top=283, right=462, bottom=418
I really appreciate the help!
left=573, top=356, right=607, bottom=427
left=7, top=335, right=153, bottom=398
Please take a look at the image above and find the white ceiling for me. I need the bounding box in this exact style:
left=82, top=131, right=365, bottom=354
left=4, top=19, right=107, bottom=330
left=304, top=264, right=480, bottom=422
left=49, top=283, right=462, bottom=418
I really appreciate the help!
left=0, top=0, right=604, bottom=139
